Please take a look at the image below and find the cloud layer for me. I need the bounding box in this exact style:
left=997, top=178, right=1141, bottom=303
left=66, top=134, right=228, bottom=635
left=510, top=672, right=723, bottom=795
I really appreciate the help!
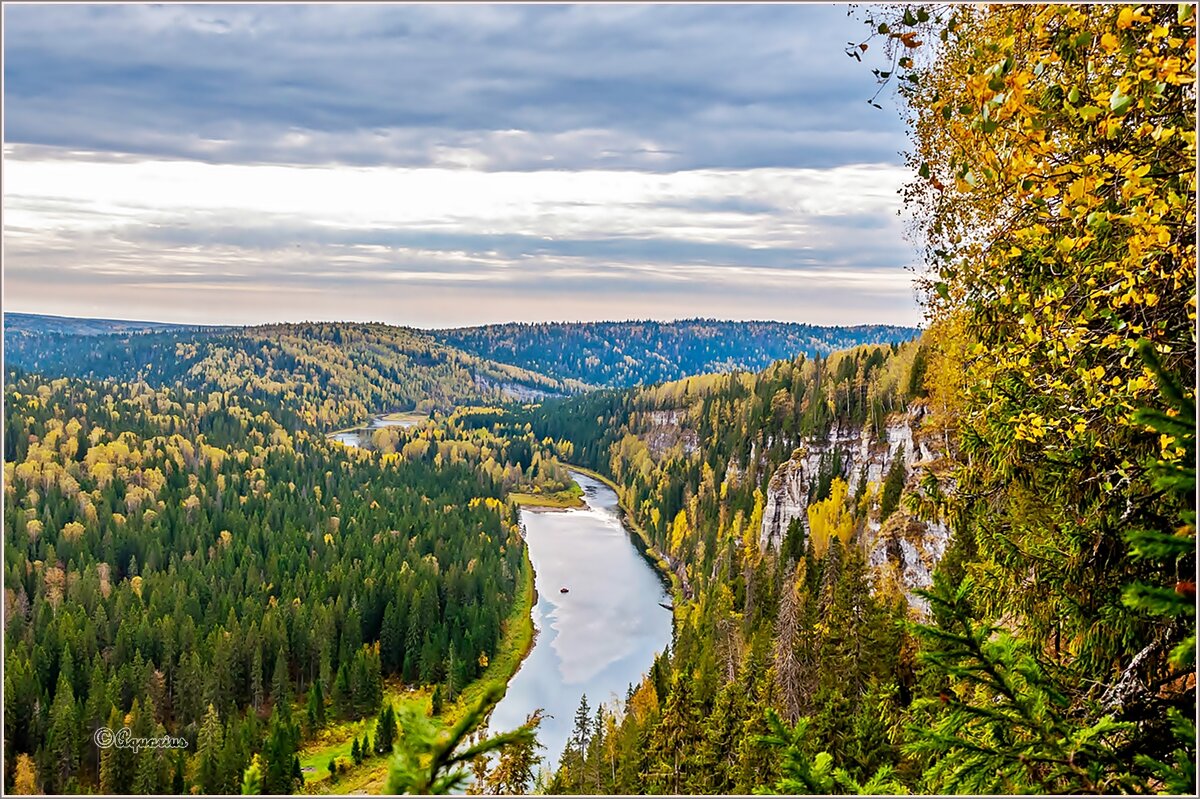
left=3, top=4, right=921, bottom=327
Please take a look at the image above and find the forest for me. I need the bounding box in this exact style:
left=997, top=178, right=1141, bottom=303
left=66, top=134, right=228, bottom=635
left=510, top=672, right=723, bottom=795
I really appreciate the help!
left=434, top=320, right=920, bottom=387
left=1, top=372, right=547, bottom=794
left=3, top=322, right=584, bottom=432
left=3, top=2, right=1195, bottom=796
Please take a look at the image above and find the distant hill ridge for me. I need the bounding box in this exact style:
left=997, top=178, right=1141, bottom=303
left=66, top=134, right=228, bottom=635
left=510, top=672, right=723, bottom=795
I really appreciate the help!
left=3, top=311, right=221, bottom=336
left=4, top=312, right=921, bottom=391
left=434, top=318, right=922, bottom=387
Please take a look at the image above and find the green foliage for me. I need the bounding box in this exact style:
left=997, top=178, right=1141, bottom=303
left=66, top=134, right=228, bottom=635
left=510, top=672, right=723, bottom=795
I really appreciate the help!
left=1123, top=340, right=1196, bottom=671
left=758, top=710, right=908, bottom=795
left=240, top=755, right=262, bottom=795
left=878, top=444, right=907, bottom=522
left=384, top=683, right=538, bottom=795
left=907, top=577, right=1141, bottom=793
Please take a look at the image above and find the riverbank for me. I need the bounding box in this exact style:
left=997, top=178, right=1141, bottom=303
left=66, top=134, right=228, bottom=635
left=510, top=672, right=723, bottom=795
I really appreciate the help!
left=300, top=545, right=537, bottom=793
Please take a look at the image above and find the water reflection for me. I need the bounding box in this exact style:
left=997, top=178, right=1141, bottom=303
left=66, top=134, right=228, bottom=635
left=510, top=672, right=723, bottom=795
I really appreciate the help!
left=485, top=471, right=673, bottom=775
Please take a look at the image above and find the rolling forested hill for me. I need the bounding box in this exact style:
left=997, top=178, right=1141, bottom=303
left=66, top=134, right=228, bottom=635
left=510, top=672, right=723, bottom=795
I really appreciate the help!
left=435, top=319, right=921, bottom=387
left=6, top=315, right=919, bottom=395
left=3, top=322, right=585, bottom=432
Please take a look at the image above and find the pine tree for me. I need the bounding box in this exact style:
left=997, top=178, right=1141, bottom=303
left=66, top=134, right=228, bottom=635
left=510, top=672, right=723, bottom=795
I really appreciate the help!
left=241, top=754, right=263, bottom=795
left=176, top=650, right=203, bottom=728
left=482, top=710, right=545, bottom=795
left=250, top=644, right=264, bottom=712
left=332, top=663, right=352, bottom=719
left=45, top=670, right=79, bottom=791
left=375, top=702, right=398, bottom=755
left=878, top=444, right=906, bottom=522
left=380, top=601, right=403, bottom=675
left=648, top=676, right=700, bottom=794
left=98, top=706, right=123, bottom=795
left=306, top=678, right=325, bottom=734
left=171, top=750, right=186, bottom=795
left=196, top=703, right=225, bottom=794
left=271, top=645, right=291, bottom=717
left=260, top=704, right=299, bottom=795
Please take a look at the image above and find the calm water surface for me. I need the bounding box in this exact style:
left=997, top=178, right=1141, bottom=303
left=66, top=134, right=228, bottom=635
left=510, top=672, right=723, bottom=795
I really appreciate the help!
left=485, top=471, right=673, bottom=774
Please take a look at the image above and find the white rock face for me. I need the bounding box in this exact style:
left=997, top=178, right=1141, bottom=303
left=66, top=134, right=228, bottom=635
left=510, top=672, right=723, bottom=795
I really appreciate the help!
left=760, top=403, right=951, bottom=613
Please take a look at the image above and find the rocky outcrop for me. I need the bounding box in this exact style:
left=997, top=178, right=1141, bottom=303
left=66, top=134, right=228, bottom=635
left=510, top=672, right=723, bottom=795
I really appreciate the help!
left=866, top=513, right=951, bottom=615
left=759, top=403, right=951, bottom=612
left=638, top=408, right=699, bottom=458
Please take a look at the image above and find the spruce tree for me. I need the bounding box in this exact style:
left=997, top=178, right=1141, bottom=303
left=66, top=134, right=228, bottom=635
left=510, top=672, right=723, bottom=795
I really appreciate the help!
left=879, top=444, right=906, bottom=522
left=45, top=671, right=79, bottom=791
left=195, top=703, right=225, bottom=794
left=241, top=754, right=263, bottom=795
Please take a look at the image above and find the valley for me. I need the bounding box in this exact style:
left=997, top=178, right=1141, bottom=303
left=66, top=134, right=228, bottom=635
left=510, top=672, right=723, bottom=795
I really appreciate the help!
left=3, top=4, right=1194, bottom=797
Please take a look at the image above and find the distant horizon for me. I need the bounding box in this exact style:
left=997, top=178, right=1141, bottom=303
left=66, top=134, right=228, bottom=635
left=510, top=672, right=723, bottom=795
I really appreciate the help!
left=2, top=308, right=925, bottom=332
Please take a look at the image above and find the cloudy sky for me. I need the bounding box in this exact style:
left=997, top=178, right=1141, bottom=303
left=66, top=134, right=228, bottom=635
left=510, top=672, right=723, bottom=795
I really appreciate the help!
left=3, top=3, right=920, bottom=328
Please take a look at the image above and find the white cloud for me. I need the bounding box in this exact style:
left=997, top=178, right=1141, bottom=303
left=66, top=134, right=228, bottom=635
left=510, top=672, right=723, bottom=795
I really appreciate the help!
left=4, top=151, right=907, bottom=247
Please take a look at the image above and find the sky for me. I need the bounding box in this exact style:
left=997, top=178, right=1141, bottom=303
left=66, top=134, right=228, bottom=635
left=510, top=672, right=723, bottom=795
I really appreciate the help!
left=2, top=3, right=921, bottom=328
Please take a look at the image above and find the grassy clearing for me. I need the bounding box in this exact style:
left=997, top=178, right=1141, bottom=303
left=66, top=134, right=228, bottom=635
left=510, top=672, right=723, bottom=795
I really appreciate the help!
left=508, top=481, right=585, bottom=509
left=378, top=410, right=428, bottom=425
left=300, top=548, right=536, bottom=794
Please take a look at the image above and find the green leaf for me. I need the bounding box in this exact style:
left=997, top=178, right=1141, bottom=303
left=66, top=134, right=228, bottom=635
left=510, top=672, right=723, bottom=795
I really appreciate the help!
left=1068, top=86, right=1080, bottom=104
left=919, top=162, right=931, bottom=179
left=1078, top=105, right=1104, bottom=121
left=1110, top=90, right=1133, bottom=115
left=935, top=282, right=950, bottom=300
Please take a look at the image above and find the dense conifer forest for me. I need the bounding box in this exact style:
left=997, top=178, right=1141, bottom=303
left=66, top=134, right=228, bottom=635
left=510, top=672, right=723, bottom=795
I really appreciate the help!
left=2, top=372, right=539, bottom=793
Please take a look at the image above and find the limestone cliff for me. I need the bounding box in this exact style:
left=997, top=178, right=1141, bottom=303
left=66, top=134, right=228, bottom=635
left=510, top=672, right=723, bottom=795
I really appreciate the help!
left=759, top=402, right=952, bottom=612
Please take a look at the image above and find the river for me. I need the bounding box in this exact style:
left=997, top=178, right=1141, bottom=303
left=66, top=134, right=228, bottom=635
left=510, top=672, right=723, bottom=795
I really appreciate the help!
left=328, top=414, right=420, bottom=446
left=485, top=470, right=673, bottom=777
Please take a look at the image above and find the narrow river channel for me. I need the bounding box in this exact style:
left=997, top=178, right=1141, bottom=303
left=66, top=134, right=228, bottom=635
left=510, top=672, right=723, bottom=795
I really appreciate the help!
left=485, top=470, right=673, bottom=776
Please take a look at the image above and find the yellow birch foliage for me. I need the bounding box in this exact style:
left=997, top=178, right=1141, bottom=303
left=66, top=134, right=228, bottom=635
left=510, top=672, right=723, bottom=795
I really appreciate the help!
left=807, top=478, right=856, bottom=558
left=883, top=2, right=1194, bottom=669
